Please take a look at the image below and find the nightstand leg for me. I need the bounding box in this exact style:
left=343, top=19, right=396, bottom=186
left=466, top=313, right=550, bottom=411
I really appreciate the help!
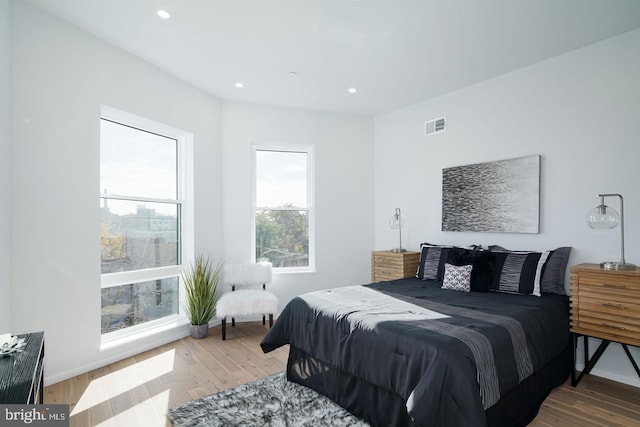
left=573, top=339, right=610, bottom=387
left=571, top=333, right=578, bottom=386
left=621, top=344, right=640, bottom=378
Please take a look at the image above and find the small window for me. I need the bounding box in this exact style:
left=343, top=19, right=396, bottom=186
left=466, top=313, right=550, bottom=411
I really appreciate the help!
left=100, top=107, right=192, bottom=339
left=253, top=148, right=314, bottom=272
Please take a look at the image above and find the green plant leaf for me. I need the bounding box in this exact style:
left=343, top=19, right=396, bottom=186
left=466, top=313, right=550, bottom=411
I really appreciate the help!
left=181, top=255, right=223, bottom=326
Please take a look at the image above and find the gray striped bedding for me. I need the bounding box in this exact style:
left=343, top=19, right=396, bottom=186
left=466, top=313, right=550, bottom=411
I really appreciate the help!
left=261, top=278, right=569, bottom=427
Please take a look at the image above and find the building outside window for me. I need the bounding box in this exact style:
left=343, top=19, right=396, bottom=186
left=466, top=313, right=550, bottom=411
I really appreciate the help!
left=253, top=147, right=314, bottom=272
left=99, top=107, right=193, bottom=339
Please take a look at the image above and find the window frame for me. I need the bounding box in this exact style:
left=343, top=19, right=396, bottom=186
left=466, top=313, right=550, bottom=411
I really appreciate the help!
left=251, top=145, right=315, bottom=273
left=99, top=106, right=194, bottom=344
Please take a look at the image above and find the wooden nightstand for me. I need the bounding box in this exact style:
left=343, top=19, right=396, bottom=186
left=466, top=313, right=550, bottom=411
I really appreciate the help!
left=569, top=263, right=640, bottom=386
left=371, top=250, right=420, bottom=282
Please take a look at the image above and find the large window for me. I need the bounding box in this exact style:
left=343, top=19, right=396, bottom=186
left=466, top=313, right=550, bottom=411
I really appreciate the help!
left=100, top=107, right=192, bottom=338
left=253, top=147, right=314, bottom=271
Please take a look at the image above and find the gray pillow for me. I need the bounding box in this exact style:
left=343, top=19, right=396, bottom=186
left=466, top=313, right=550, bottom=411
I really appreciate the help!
left=541, top=247, right=572, bottom=295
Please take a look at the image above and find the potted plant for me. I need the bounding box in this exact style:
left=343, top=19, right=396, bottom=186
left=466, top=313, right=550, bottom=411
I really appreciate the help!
left=182, top=255, right=222, bottom=339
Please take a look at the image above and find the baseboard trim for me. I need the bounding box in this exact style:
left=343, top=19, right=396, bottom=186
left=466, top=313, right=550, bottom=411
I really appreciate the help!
left=574, top=363, right=640, bottom=388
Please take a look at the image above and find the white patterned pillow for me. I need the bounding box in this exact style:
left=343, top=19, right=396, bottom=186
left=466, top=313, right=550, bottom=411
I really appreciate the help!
left=442, top=263, right=473, bottom=292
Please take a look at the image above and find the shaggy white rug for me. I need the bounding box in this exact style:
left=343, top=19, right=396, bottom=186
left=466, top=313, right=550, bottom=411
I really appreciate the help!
left=167, top=372, right=369, bottom=427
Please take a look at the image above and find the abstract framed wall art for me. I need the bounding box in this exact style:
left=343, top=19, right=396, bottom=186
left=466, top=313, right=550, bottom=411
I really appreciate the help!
left=442, top=155, right=540, bottom=233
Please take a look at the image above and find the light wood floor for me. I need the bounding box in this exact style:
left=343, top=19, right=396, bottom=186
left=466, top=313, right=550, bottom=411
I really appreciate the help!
left=45, top=322, right=640, bottom=426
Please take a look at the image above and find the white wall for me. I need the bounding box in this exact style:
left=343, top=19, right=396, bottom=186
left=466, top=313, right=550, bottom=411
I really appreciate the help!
left=11, top=2, right=223, bottom=384
left=0, top=0, right=10, bottom=333
left=222, top=102, right=374, bottom=307
left=374, top=29, right=640, bottom=386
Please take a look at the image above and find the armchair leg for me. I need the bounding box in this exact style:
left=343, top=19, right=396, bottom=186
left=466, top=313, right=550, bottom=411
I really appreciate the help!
left=262, top=315, right=266, bottom=325
left=269, top=313, right=273, bottom=328
left=221, top=318, right=226, bottom=341
left=232, top=317, right=235, bottom=327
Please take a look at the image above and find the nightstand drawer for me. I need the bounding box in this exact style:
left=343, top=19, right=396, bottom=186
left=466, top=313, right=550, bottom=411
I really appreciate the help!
left=577, top=298, right=640, bottom=315
left=375, top=271, right=405, bottom=282
left=372, top=255, right=406, bottom=268
left=373, top=266, right=399, bottom=277
left=580, top=276, right=640, bottom=292
left=577, top=316, right=640, bottom=340
left=575, top=309, right=640, bottom=327
left=577, top=285, right=640, bottom=301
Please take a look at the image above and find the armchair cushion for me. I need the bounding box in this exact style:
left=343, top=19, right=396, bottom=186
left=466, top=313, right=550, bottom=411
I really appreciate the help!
left=216, top=290, right=278, bottom=318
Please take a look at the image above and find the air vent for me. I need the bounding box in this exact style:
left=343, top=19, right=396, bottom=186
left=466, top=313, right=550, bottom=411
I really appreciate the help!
left=424, top=117, right=446, bottom=136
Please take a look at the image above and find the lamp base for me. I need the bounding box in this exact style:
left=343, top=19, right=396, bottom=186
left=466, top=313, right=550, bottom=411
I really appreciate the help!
left=391, top=248, right=407, bottom=253
left=600, top=261, right=637, bottom=270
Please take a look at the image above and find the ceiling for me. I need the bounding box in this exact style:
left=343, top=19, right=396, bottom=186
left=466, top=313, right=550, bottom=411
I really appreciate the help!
left=25, top=0, right=640, bottom=116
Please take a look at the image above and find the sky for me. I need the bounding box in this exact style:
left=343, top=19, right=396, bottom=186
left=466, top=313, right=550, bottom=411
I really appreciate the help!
left=100, top=119, right=177, bottom=216
left=100, top=120, right=310, bottom=216
left=255, top=149, right=308, bottom=208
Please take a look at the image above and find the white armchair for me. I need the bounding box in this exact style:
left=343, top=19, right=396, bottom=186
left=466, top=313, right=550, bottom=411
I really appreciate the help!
left=215, top=262, right=278, bottom=340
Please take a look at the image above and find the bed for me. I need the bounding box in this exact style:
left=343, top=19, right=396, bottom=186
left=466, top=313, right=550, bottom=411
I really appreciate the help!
left=261, top=268, right=571, bottom=426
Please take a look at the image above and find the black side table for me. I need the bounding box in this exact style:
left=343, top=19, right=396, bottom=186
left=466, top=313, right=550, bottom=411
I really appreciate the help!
left=0, top=331, right=45, bottom=403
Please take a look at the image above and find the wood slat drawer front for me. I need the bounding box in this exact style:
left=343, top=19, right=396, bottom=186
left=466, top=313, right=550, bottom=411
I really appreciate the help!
left=577, top=318, right=640, bottom=339
left=577, top=285, right=640, bottom=301
left=577, top=298, right=640, bottom=315
left=373, top=265, right=400, bottom=276
left=577, top=310, right=640, bottom=327
left=374, top=267, right=399, bottom=278
left=372, top=256, right=404, bottom=267
left=580, top=276, right=640, bottom=289
left=580, top=276, right=640, bottom=291
left=374, top=260, right=412, bottom=270
left=578, top=312, right=640, bottom=330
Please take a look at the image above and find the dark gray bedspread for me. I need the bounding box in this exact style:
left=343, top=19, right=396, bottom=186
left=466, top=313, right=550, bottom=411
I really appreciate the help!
left=261, top=278, right=569, bottom=427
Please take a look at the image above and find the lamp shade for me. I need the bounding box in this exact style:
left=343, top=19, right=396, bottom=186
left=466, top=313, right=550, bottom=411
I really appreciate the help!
left=388, top=210, right=405, bottom=229
left=586, top=193, right=635, bottom=270
left=586, top=204, right=619, bottom=229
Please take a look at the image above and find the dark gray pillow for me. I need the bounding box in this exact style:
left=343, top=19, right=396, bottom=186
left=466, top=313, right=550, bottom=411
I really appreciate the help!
left=541, top=247, right=572, bottom=295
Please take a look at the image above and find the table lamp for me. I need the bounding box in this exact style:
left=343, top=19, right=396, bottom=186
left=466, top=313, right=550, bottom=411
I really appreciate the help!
left=389, top=208, right=406, bottom=253
left=586, top=193, right=636, bottom=270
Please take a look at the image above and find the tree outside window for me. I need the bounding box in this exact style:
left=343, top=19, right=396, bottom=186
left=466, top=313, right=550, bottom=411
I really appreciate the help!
left=253, top=148, right=314, bottom=271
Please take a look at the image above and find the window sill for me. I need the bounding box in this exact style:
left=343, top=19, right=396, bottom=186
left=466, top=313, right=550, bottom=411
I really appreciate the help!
left=100, top=315, right=189, bottom=351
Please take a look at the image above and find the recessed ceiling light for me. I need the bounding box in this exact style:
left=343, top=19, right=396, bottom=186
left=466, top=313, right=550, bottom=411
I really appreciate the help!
left=348, top=88, right=357, bottom=94
left=235, top=82, right=244, bottom=88
left=157, top=10, right=171, bottom=19
left=288, top=71, right=298, bottom=78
